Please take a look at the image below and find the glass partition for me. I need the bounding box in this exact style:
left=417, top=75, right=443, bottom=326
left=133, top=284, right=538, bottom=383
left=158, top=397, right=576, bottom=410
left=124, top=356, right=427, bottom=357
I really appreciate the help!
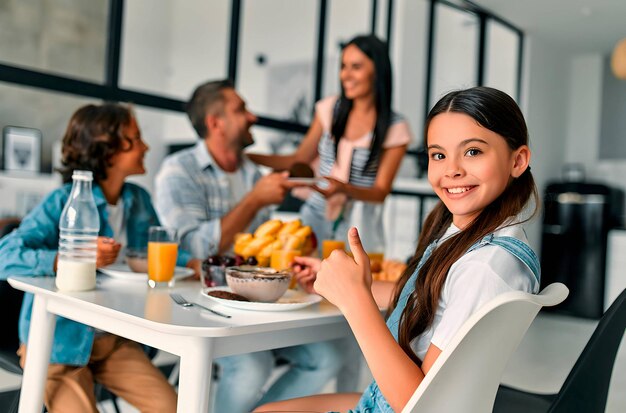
left=430, top=3, right=479, bottom=107
left=322, top=0, right=371, bottom=98
left=0, top=0, right=108, bottom=83
left=238, top=0, right=318, bottom=123
left=484, top=20, right=520, bottom=100
left=120, top=0, right=229, bottom=99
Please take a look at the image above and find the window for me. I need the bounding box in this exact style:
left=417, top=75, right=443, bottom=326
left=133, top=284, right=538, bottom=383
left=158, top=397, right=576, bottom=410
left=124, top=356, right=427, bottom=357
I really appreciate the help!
left=238, top=0, right=318, bottom=123
left=430, top=3, right=479, bottom=107
left=120, top=0, right=230, bottom=99
left=0, top=0, right=109, bottom=83
left=484, top=19, right=520, bottom=99
left=322, top=0, right=371, bottom=98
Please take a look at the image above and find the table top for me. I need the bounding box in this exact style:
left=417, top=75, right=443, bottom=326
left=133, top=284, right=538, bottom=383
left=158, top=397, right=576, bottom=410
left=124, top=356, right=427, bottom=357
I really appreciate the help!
left=8, top=275, right=347, bottom=338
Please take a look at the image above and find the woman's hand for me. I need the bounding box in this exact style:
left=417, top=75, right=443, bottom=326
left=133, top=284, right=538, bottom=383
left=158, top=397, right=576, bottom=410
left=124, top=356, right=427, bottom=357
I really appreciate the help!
left=186, top=258, right=203, bottom=280
left=292, top=256, right=321, bottom=294
left=314, top=227, right=372, bottom=313
left=96, top=237, right=121, bottom=268
left=313, top=176, right=347, bottom=198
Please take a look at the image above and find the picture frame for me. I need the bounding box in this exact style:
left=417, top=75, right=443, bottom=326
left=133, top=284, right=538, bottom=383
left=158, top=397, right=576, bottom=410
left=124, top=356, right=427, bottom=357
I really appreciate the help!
left=1, top=126, right=42, bottom=173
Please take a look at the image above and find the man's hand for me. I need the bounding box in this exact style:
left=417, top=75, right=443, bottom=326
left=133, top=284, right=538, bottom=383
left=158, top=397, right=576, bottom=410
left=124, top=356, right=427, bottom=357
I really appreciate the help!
left=250, top=171, right=289, bottom=207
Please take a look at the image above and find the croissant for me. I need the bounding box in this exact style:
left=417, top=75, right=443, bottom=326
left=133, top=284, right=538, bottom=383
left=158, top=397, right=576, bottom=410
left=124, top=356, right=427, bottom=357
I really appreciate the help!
left=253, top=219, right=283, bottom=238
left=277, top=219, right=302, bottom=236
left=240, top=235, right=275, bottom=258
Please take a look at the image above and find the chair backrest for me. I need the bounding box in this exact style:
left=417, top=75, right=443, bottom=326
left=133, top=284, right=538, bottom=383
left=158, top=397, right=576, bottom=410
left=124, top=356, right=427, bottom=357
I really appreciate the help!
left=547, top=287, right=626, bottom=413
left=401, top=283, right=569, bottom=413
left=0, top=279, right=25, bottom=375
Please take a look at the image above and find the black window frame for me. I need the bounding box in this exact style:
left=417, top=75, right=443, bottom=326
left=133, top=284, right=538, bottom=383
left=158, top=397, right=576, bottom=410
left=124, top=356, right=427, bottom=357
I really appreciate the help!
left=0, top=0, right=523, bottom=164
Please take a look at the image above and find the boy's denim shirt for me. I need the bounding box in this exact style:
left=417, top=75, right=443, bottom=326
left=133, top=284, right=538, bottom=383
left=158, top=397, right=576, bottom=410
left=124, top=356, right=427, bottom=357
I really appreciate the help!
left=0, top=182, right=190, bottom=365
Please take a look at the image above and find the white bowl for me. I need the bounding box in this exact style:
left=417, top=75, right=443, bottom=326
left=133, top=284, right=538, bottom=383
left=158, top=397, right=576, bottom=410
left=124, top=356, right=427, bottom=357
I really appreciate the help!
left=225, top=266, right=291, bottom=303
left=126, top=249, right=148, bottom=273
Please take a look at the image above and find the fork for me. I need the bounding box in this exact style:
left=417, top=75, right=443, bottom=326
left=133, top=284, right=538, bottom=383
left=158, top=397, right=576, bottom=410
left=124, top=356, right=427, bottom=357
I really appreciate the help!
left=170, top=293, right=231, bottom=318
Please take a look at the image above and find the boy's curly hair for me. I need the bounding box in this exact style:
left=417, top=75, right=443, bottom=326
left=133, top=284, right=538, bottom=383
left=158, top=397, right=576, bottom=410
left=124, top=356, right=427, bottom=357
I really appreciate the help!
left=58, top=103, right=133, bottom=183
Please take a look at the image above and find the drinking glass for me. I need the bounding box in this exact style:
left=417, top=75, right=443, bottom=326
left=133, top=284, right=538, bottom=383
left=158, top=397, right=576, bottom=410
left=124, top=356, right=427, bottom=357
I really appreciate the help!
left=147, top=226, right=178, bottom=288
left=322, top=240, right=345, bottom=259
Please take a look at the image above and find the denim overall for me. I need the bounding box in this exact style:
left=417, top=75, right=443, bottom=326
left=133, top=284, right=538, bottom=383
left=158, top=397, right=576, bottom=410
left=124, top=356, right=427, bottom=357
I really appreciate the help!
left=344, top=233, right=540, bottom=413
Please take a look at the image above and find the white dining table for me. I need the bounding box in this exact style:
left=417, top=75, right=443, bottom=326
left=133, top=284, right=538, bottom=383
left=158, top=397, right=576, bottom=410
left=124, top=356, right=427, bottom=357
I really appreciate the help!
left=8, top=275, right=354, bottom=413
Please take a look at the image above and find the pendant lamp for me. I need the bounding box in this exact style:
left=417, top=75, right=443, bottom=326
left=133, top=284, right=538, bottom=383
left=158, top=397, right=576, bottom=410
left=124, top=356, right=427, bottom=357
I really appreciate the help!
left=611, top=38, right=626, bottom=79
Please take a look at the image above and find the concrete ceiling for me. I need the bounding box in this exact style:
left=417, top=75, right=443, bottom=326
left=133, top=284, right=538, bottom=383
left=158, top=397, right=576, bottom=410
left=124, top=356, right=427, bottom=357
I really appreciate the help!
left=471, top=0, right=626, bottom=55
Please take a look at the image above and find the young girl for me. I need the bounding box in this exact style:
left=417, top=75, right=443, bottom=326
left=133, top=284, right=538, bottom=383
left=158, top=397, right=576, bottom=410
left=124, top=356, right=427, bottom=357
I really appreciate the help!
left=249, top=34, right=412, bottom=253
left=0, top=103, right=199, bottom=412
left=255, top=86, right=540, bottom=413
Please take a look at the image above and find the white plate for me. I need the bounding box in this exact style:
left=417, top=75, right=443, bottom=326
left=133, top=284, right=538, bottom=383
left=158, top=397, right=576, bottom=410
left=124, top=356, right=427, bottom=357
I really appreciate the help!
left=98, top=264, right=194, bottom=282
left=286, top=177, right=327, bottom=186
left=201, top=286, right=322, bottom=312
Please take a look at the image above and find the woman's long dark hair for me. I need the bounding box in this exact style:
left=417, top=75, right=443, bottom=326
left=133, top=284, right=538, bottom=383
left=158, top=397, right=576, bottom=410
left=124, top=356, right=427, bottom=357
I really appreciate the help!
left=58, top=103, right=134, bottom=183
left=331, top=34, right=392, bottom=172
left=389, top=87, right=539, bottom=366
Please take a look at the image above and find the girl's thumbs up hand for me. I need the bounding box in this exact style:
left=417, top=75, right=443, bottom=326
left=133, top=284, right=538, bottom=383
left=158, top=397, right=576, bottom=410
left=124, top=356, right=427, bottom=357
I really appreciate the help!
left=314, top=227, right=373, bottom=313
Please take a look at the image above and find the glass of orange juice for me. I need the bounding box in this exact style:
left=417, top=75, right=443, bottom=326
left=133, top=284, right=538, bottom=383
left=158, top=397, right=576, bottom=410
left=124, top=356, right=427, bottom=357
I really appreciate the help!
left=147, top=226, right=178, bottom=288
left=271, top=249, right=301, bottom=288
left=322, top=240, right=345, bottom=259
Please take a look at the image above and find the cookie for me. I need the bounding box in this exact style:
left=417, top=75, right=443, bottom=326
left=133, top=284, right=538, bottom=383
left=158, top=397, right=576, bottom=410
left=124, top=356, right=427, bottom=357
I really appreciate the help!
left=289, top=162, right=314, bottom=178
left=207, top=290, right=250, bottom=302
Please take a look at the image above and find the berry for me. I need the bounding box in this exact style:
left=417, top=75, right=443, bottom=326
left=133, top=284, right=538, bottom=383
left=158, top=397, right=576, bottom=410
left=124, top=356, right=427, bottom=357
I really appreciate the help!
left=234, top=255, right=244, bottom=266
left=246, top=256, right=258, bottom=266
left=221, top=256, right=236, bottom=267
left=206, top=255, right=221, bottom=266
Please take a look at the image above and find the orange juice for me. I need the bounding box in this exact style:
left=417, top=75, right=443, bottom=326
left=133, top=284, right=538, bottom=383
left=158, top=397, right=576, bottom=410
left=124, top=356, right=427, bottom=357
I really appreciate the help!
left=368, top=252, right=385, bottom=272
left=148, top=242, right=178, bottom=282
left=322, top=240, right=345, bottom=259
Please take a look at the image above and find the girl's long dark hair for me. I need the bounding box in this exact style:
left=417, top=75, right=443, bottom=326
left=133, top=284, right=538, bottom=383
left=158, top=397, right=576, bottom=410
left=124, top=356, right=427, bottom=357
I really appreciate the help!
left=331, top=34, right=392, bottom=172
left=389, top=87, right=539, bottom=366
left=58, top=103, right=133, bottom=183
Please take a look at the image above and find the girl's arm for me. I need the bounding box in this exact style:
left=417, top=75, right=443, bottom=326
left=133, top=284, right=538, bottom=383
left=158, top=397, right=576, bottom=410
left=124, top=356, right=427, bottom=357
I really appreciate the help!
left=315, top=228, right=442, bottom=412
left=316, top=144, right=408, bottom=203
left=247, top=114, right=324, bottom=171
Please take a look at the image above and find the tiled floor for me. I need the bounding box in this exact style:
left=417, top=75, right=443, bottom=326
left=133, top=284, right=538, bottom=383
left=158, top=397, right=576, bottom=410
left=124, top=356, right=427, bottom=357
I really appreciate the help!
left=2, top=314, right=624, bottom=412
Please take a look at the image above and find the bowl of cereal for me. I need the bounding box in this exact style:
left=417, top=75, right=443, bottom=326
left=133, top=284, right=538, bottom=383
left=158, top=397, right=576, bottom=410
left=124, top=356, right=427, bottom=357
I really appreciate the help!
left=126, top=248, right=148, bottom=273
left=225, top=266, right=291, bottom=302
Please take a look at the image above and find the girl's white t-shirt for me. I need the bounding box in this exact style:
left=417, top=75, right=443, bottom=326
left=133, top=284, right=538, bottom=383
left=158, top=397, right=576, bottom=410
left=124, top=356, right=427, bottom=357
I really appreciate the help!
left=410, top=222, right=539, bottom=361
left=106, top=199, right=127, bottom=263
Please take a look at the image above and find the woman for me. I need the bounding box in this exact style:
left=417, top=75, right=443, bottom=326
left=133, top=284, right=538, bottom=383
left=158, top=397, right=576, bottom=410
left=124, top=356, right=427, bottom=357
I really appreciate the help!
left=249, top=34, right=412, bottom=253
left=0, top=103, right=200, bottom=412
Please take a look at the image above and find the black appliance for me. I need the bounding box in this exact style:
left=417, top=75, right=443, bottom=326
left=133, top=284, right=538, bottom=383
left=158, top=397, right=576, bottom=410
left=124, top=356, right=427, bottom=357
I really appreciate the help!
left=540, top=181, right=624, bottom=319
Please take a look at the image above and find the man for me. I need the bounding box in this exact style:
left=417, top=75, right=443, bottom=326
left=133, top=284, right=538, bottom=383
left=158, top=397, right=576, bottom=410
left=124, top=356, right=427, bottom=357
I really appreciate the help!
left=155, top=80, right=286, bottom=258
left=155, top=80, right=343, bottom=413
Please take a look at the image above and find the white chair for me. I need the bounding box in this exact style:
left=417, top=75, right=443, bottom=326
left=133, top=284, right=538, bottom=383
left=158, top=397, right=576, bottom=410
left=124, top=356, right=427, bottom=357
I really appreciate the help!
left=401, top=282, right=569, bottom=413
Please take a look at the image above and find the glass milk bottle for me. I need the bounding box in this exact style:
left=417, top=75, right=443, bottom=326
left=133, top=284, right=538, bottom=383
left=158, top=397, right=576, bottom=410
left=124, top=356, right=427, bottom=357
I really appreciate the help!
left=56, top=170, right=100, bottom=291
